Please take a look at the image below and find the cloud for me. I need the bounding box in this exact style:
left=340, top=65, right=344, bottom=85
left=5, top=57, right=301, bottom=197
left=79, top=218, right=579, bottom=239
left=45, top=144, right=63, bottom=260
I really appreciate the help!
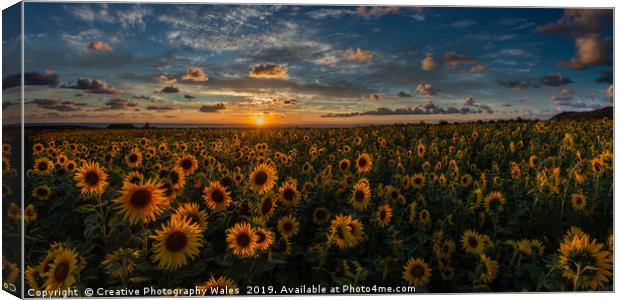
left=559, top=35, right=612, bottom=70
left=104, top=98, right=138, bottom=110
left=249, top=63, right=289, bottom=79
left=160, top=85, right=179, bottom=93
left=87, top=41, right=112, bottom=52
left=420, top=55, right=437, bottom=71
left=356, top=6, right=399, bottom=17
left=156, top=74, right=177, bottom=85
left=397, top=91, right=412, bottom=98
left=29, top=98, right=86, bottom=112
left=307, top=8, right=355, bottom=19
left=64, top=77, right=117, bottom=94
left=444, top=52, right=477, bottom=68
left=198, top=103, right=226, bottom=112
left=596, top=70, right=613, bottom=84
left=3, top=70, right=59, bottom=89
left=498, top=49, right=526, bottom=56
left=321, top=103, right=492, bottom=118
left=464, top=96, right=475, bottom=106
left=605, top=84, right=613, bottom=102
left=184, top=94, right=196, bottom=99
left=416, top=83, right=438, bottom=96
left=536, top=9, right=612, bottom=37
left=146, top=106, right=176, bottom=111
left=498, top=80, right=529, bottom=90
left=370, top=93, right=382, bottom=101
left=469, top=64, right=489, bottom=73
left=343, top=48, right=374, bottom=62
left=550, top=88, right=573, bottom=105
left=452, top=19, right=476, bottom=28
left=181, top=67, right=209, bottom=82
left=539, top=73, right=573, bottom=87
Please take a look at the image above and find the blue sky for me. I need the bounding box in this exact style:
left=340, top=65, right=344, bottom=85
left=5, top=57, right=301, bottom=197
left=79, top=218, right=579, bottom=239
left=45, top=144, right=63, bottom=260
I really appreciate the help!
left=2, top=3, right=613, bottom=125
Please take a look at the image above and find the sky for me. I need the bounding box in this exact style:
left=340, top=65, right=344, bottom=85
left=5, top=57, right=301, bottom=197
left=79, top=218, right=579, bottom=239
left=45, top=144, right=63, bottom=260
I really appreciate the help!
left=2, top=3, right=614, bottom=126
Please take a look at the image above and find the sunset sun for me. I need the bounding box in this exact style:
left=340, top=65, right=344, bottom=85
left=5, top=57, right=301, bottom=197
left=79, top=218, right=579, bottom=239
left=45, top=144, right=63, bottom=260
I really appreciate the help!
left=255, top=116, right=265, bottom=126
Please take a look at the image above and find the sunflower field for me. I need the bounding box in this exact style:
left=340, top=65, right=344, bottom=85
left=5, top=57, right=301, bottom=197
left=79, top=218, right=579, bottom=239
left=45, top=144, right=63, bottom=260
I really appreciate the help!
left=2, top=119, right=614, bottom=294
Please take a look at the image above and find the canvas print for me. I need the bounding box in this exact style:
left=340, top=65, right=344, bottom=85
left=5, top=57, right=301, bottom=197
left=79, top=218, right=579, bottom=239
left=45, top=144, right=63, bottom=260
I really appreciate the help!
left=1, top=2, right=614, bottom=297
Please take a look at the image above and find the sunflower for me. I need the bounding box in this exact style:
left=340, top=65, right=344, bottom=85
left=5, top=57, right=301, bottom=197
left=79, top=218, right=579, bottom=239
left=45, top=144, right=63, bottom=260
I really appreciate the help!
left=123, top=171, right=144, bottom=187
left=174, top=202, right=208, bottom=230
left=113, top=178, right=167, bottom=225
left=33, top=157, right=53, bottom=176
left=461, top=229, right=485, bottom=254
left=312, top=207, right=330, bottom=224
left=64, top=160, right=77, bottom=172
left=558, top=234, right=612, bottom=290
left=198, top=276, right=238, bottom=294
left=2, top=257, right=18, bottom=285
left=125, top=150, right=143, bottom=168
left=277, top=215, right=300, bottom=239
left=176, top=154, right=199, bottom=175
left=350, top=180, right=371, bottom=210
left=42, top=247, right=80, bottom=290
left=254, top=227, right=275, bottom=250
left=278, top=179, right=301, bottom=207
left=257, top=193, right=277, bottom=220
left=24, top=204, right=38, bottom=222
left=402, top=257, right=432, bottom=286
left=338, top=159, right=351, bottom=172
left=419, top=209, right=431, bottom=226
left=226, top=222, right=258, bottom=257
left=33, top=143, right=44, bottom=153
left=479, top=254, right=499, bottom=283
left=165, top=166, right=186, bottom=190
left=355, top=153, right=373, bottom=173
left=202, top=181, right=232, bottom=212
left=32, top=185, right=52, bottom=201
left=483, top=191, right=505, bottom=214
left=151, top=216, right=204, bottom=271
left=329, top=215, right=355, bottom=249
left=101, top=248, right=141, bottom=279
left=249, top=163, right=278, bottom=194
left=74, top=161, right=109, bottom=195
left=25, top=266, right=43, bottom=290
left=460, top=174, right=473, bottom=188
left=571, top=193, right=586, bottom=211
left=375, top=204, right=393, bottom=228
left=347, top=218, right=365, bottom=246
left=410, top=173, right=425, bottom=189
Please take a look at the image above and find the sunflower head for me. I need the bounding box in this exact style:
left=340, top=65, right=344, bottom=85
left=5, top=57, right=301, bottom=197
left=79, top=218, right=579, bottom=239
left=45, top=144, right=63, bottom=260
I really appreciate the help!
left=151, top=216, right=204, bottom=271
left=226, top=222, right=258, bottom=257
left=74, top=161, right=109, bottom=195
left=249, top=163, right=278, bottom=194
left=114, top=178, right=167, bottom=225
left=402, top=257, right=432, bottom=286
left=202, top=181, right=232, bottom=212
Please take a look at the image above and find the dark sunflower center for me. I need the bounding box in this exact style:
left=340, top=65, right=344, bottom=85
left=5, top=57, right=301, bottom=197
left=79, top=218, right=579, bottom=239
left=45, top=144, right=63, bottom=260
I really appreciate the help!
left=340, top=162, right=348, bottom=170
left=358, top=158, right=367, bottom=167
left=283, top=222, right=293, bottom=232
left=380, top=210, right=387, bottom=220
left=254, top=171, right=268, bottom=186
left=236, top=233, right=251, bottom=247
left=315, top=210, right=327, bottom=220
left=391, top=191, right=398, bottom=199
left=85, top=171, right=100, bottom=186
left=36, top=188, right=48, bottom=197
left=261, top=198, right=273, bottom=215
left=255, top=232, right=266, bottom=244
left=354, top=190, right=365, bottom=202
left=575, top=197, right=583, bottom=204
left=410, top=265, right=425, bottom=278
left=129, top=154, right=138, bottom=163
left=468, top=237, right=479, bottom=248
left=38, top=162, right=49, bottom=171
left=414, top=178, right=422, bottom=184
left=130, top=189, right=152, bottom=208
left=283, top=188, right=295, bottom=202
left=211, top=189, right=225, bottom=203
left=53, top=261, right=70, bottom=282
left=165, top=231, right=188, bottom=252
left=181, top=159, right=193, bottom=170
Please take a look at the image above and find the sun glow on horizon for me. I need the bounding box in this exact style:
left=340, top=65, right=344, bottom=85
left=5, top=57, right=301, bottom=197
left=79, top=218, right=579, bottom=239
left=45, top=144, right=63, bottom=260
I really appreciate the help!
left=255, top=116, right=265, bottom=126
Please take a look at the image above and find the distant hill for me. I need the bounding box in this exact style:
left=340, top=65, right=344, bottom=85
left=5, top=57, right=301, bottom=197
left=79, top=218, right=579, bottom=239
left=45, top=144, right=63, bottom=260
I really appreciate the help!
left=550, top=106, right=613, bottom=121
left=106, top=124, right=137, bottom=129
